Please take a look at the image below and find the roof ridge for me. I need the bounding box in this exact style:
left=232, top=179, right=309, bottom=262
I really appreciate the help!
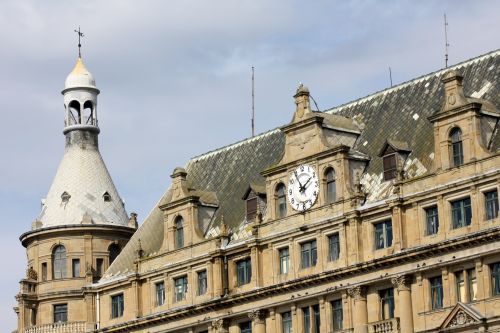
left=326, top=49, right=500, bottom=114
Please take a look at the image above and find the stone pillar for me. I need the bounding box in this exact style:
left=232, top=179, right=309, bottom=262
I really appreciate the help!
left=348, top=286, right=368, bottom=333
left=249, top=309, right=267, bottom=333
left=392, top=275, right=414, bottom=333
left=212, top=318, right=229, bottom=333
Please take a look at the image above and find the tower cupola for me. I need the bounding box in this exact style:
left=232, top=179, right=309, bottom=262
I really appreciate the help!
left=62, top=57, right=100, bottom=133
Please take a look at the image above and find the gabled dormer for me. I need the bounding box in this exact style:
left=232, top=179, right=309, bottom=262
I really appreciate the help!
left=429, top=70, right=500, bottom=171
left=378, top=139, right=411, bottom=181
left=242, top=183, right=266, bottom=223
left=159, top=167, right=218, bottom=252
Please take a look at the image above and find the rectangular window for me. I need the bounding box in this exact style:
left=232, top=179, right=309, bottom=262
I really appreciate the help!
left=239, top=321, right=252, bottom=333
left=374, top=220, right=393, bottom=250
left=174, top=276, right=188, bottom=302
left=456, top=271, right=465, bottom=303
left=425, top=206, right=439, bottom=235
left=72, top=259, right=80, bottom=278
left=279, top=247, right=290, bottom=274
left=41, top=263, right=47, bottom=281
left=328, top=233, right=340, bottom=261
left=111, top=294, right=124, bottom=318
left=383, top=154, right=397, bottom=181
left=246, top=197, right=257, bottom=221
left=53, top=304, right=67, bottom=323
left=155, top=281, right=165, bottom=306
left=96, top=258, right=104, bottom=277
left=468, top=268, right=477, bottom=302
left=282, top=311, right=292, bottom=333
left=430, top=276, right=443, bottom=309
left=303, top=307, right=310, bottom=333
left=312, top=304, right=320, bottom=333
left=236, top=258, right=252, bottom=286
left=491, top=263, right=500, bottom=296
left=301, top=240, right=317, bottom=268
left=485, top=190, right=499, bottom=220
left=451, top=197, right=472, bottom=228
left=332, top=299, right=343, bottom=331
left=197, top=270, right=207, bottom=295
left=379, top=288, right=394, bottom=319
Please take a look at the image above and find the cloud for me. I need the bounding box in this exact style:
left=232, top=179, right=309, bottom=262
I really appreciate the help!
left=1, top=0, right=499, bottom=329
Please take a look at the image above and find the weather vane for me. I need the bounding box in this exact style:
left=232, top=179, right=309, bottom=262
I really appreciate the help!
left=74, top=26, right=84, bottom=58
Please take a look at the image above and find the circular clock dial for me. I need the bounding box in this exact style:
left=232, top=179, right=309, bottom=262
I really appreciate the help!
left=287, top=164, right=319, bottom=212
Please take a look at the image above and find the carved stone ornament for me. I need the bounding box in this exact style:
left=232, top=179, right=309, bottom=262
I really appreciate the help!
left=347, top=285, right=367, bottom=300
left=448, top=309, right=476, bottom=327
left=391, top=275, right=411, bottom=291
left=26, top=266, right=37, bottom=280
left=211, top=318, right=229, bottom=332
left=248, top=309, right=267, bottom=324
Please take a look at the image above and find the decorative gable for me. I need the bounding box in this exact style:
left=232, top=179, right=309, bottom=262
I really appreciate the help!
left=440, top=302, right=484, bottom=330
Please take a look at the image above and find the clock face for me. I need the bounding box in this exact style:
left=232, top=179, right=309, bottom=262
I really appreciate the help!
left=287, top=164, right=319, bottom=212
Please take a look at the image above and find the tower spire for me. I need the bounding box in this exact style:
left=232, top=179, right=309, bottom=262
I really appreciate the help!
left=74, top=26, right=84, bottom=58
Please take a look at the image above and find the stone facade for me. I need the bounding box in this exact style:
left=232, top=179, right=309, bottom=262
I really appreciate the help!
left=15, top=50, right=500, bottom=333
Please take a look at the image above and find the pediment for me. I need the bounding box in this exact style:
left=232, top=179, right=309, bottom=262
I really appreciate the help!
left=440, top=302, right=484, bottom=329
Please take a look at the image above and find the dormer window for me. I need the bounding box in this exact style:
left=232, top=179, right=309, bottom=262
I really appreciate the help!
left=450, top=127, right=464, bottom=167
left=103, top=191, right=112, bottom=202
left=246, top=196, right=257, bottom=221
left=174, top=216, right=184, bottom=249
left=378, top=140, right=411, bottom=182
left=61, top=192, right=71, bottom=203
left=242, top=183, right=266, bottom=222
left=382, top=154, right=397, bottom=181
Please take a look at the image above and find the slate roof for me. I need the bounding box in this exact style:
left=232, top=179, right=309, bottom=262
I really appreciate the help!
left=104, top=49, right=499, bottom=279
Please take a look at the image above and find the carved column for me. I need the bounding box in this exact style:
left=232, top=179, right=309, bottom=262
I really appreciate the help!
left=249, top=309, right=267, bottom=333
left=212, top=318, right=229, bottom=333
left=392, top=275, right=414, bottom=333
left=348, top=286, right=368, bottom=333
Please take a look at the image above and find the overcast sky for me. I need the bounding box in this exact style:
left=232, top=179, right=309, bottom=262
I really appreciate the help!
left=1, top=0, right=499, bottom=329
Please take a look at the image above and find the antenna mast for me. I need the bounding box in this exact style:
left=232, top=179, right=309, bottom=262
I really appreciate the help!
left=251, top=66, right=255, bottom=137
left=444, top=13, right=449, bottom=68
left=389, top=67, right=393, bottom=87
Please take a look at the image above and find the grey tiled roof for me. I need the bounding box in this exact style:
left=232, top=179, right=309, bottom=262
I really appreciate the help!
left=104, top=50, right=499, bottom=279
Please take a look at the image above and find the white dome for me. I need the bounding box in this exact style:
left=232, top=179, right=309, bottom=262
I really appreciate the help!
left=64, top=57, right=97, bottom=90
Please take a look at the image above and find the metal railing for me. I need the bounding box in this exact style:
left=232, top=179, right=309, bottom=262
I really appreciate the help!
left=368, top=317, right=400, bottom=333
left=24, top=322, right=86, bottom=333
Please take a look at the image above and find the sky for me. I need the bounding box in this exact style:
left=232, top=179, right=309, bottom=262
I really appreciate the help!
left=0, top=0, right=499, bottom=329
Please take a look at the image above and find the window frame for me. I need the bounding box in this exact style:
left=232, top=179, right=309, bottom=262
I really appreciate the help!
left=52, top=245, right=67, bottom=279
left=331, top=299, right=343, bottom=331
left=300, top=240, right=318, bottom=269
left=197, top=270, right=208, bottom=296
left=72, top=258, right=80, bottom=278
left=328, top=233, right=340, bottom=262
left=279, top=247, right=290, bottom=275
left=174, top=275, right=188, bottom=302
left=491, top=263, right=500, bottom=296
left=236, top=258, right=252, bottom=286
left=239, top=321, right=252, bottom=333
left=174, top=216, right=184, bottom=249
left=276, top=183, right=287, bottom=218
left=451, top=197, right=472, bottom=229
left=379, top=288, right=395, bottom=320
left=111, top=293, right=124, bottom=319
left=155, top=281, right=165, bottom=306
left=430, top=276, right=444, bottom=310
left=382, top=153, right=398, bottom=181
left=425, top=205, right=439, bottom=235
left=374, top=220, right=393, bottom=250
left=449, top=127, right=464, bottom=167
left=325, top=168, right=336, bottom=204
left=53, top=303, right=68, bottom=323
left=485, top=189, right=499, bottom=220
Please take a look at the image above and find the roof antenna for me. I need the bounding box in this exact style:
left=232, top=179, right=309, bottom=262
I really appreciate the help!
left=74, top=26, right=84, bottom=58
left=389, top=67, right=393, bottom=87
left=251, top=66, right=255, bottom=137
left=444, top=13, right=449, bottom=68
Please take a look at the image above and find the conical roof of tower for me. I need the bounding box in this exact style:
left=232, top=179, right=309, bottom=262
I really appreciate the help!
left=64, top=57, right=97, bottom=90
left=38, top=142, right=129, bottom=228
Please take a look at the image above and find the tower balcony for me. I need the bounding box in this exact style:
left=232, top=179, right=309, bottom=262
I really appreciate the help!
left=368, top=317, right=400, bottom=333
left=23, top=321, right=86, bottom=333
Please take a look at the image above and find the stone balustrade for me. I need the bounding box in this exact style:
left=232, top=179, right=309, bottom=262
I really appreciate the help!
left=368, top=318, right=400, bottom=333
left=23, top=322, right=86, bottom=333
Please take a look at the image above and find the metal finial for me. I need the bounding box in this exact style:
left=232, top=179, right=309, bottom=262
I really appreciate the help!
left=74, top=26, right=84, bottom=58
left=444, top=14, right=449, bottom=68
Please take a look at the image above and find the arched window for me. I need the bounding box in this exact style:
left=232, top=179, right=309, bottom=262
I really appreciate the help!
left=83, top=101, right=94, bottom=125
left=68, top=100, right=81, bottom=125
left=108, top=244, right=121, bottom=265
left=53, top=245, right=67, bottom=279
left=276, top=183, right=287, bottom=218
left=325, top=168, right=336, bottom=204
left=450, top=128, right=464, bottom=167
left=175, top=216, right=184, bottom=249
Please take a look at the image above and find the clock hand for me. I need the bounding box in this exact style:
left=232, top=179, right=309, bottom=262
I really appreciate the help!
left=294, top=171, right=304, bottom=191
left=302, top=177, right=312, bottom=190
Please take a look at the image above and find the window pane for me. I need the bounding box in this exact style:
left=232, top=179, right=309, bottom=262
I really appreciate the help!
left=313, top=305, right=320, bottom=333
left=237, top=259, right=252, bottom=286
left=375, top=220, right=392, bottom=249
left=72, top=259, right=80, bottom=278
left=156, top=282, right=165, bottom=306
left=277, top=184, right=287, bottom=218
left=332, top=299, right=343, bottom=331
left=174, top=276, right=188, bottom=302
left=301, top=241, right=317, bottom=268
left=486, top=190, right=499, bottom=220
left=430, top=276, right=443, bottom=309
left=425, top=206, right=439, bottom=235
left=53, top=304, right=67, bottom=323
left=328, top=234, right=340, bottom=261
left=175, top=217, right=184, bottom=249
left=383, top=154, right=397, bottom=180
left=303, top=307, right=310, bottom=333
left=111, top=294, right=124, bottom=318
left=491, top=263, right=500, bottom=296
left=467, top=269, right=477, bottom=302
left=198, top=270, right=207, bottom=295
left=239, top=321, right=252, bottom=333
left=53, top=245, right=67, bottom=279
left=379, top=288, right=394, bottom=319
left=280, top=248, right=290, bottom=274
left=456, top=271, right=465, bottom=302
left=282, top=311, right=292, bottom=333
left=326, top=169, right=336, bottom=203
